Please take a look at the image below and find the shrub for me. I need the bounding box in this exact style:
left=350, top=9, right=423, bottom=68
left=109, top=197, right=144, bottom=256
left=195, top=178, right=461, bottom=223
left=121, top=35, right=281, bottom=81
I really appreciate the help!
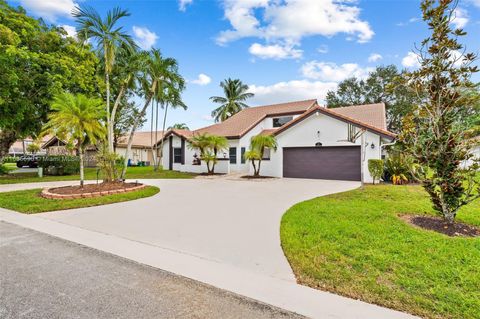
left=2, top=156, right=18, bottom=164
left=368, top=159, right=384, bottom=184
left=0, top=164, right=13, bottom=175
left=38, top=156, right=80, bottom=175
left=384, top=155, right=411, bottom=185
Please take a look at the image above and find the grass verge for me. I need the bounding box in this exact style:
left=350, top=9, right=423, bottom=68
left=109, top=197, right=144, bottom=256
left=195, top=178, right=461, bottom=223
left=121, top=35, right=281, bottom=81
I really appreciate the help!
left=0, top=186, right=159, bottom=214
left=0, top=166, right=196, bottom=184
left=280, top=185, right=480, bottom=319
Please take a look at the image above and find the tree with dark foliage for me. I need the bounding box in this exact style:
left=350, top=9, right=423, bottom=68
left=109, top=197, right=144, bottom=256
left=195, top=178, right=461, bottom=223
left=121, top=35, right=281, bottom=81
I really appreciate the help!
left=400, top=0, right=480, bottom=224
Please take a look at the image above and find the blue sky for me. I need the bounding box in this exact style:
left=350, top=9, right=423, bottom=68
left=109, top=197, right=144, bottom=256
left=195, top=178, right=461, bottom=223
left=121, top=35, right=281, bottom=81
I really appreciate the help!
left=11, top=0, right=480, bottom=131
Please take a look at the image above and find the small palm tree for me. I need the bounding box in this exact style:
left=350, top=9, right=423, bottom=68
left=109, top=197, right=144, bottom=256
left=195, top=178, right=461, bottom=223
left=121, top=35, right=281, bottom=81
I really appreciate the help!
left=43, top=93, right=106, bottom=187
left=210, top=78, right=254, bottom=122
left=168, top=123, right=189, bottom=130
left=188, top=134, right=228, bottom=174
left=73, top=6, right=137, bottom=153
left=246, top=135, right=278, bottom=177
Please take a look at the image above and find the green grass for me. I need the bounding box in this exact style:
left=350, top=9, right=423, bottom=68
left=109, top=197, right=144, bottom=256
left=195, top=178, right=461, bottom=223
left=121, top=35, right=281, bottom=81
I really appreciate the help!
left=280, top=185, right=480, bottom=319
left=0, top=166, right=196, bottom=184
left=0, top=186, right=159, bottom=214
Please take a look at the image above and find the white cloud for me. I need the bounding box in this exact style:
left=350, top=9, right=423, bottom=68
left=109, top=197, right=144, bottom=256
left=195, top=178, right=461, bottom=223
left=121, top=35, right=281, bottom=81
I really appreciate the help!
left=402, top=52, right=421, bottom=69
left=216, top=0, right=374, bottom=45
left=317, top=45, right=329, bottom=54
left=60, top=25, right=77, bottom=39
left=249, top=43, right=303, bottom=60
left=248, top=80, right=337, bottom=105
left=470, top=0, right=480, bottom=8
left=368, top=53, right=382, bottom=63
left=191, top=73, right=212, bottom=86
left=19, top=0, right=77, bottom=22
left=179, top=0, right=193, bottom=11
left=301, top=61, right=373, bottom=82
left=132, top=26, right=158, bottom=50
left=451, top=8, right=469, bottom=29
left=396, top=17, right=420, bottom=27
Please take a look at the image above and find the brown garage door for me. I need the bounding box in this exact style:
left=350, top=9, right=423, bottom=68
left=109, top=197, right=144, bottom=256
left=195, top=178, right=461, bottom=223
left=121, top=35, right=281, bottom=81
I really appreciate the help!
left=283, top=146, right=361, bottom=181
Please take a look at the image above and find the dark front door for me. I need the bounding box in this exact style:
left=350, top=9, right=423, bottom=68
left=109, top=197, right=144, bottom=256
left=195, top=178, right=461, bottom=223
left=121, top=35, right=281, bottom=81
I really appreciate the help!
left=283, top=146, right=361, bottom=181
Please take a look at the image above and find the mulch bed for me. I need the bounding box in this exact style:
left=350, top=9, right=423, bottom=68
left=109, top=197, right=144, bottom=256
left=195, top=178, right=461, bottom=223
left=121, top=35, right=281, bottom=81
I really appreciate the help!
left=50, top=182, right=140, bottom=195
left=42, top=182, right=145, bottom=199
left=241, top=175, right=275, bottom=180
left=401, top=214, right=480, bottom=237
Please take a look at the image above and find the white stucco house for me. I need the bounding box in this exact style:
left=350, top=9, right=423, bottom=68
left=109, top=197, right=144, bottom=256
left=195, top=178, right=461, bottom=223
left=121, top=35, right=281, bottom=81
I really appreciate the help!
left=157, top=99, right=396, bottom=183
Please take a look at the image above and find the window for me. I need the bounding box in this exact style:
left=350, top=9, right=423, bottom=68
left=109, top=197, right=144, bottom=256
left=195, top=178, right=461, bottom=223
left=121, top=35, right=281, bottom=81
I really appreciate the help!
left=273, top=116, right=293, bottom=128
left=262, top=148, right=271, bottom=160
left=229, top=147, right=237, bottom=164
left=347, top=124, right=358, bottom=142
left=241, top=147, right=246, bottom=164
left=173, top=148, right=182, bottom=163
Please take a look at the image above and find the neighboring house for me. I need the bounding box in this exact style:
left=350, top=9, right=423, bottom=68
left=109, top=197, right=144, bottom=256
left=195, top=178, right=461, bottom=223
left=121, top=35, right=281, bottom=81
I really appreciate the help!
left=115, top=131, right=163, bottom=165
left=8, top=136, right=51, bottom=156
left=42, top=131, right=164, bottom=167
left=157, top=99, right=396, bottom=183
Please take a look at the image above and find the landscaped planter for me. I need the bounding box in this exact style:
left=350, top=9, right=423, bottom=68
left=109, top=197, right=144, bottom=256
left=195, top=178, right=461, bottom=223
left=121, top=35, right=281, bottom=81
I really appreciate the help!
left=41, top=183, right=146, bottom=199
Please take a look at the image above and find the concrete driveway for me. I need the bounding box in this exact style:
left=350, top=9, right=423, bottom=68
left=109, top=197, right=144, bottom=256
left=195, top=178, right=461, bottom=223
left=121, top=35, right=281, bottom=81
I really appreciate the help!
left=37, top=178, right=359, bottom=281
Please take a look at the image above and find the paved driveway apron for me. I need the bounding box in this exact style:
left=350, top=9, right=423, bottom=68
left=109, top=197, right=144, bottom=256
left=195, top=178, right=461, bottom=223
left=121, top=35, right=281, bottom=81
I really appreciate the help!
left=37, top=178, right=360, bottom=281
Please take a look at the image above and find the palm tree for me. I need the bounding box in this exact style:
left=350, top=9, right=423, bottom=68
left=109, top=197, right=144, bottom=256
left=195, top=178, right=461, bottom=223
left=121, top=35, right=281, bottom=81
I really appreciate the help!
left=42, top=93, right=105, bottom=187
left=188, top=134, right=228, bottom=174
left=168, top=123, right=189, bottom=130
left=121, top=49, right=185, bottom=178
left=73, top=6, right=137, bottom=153
left=246, top=135, right=277, bottom=177
left=210, top=78, right=254, bottom=122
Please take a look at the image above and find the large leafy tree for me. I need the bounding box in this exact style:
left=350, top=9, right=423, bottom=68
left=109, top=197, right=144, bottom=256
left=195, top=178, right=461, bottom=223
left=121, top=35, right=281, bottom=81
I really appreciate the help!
left=0, top=0, right=99, bottom=161
left=42, top=93, right=105, bottom=187
left=73, top=5, right=137, bottom=154
left=210, top=78, right=254, bottom=122
left=400, top=0, right=480, bottom=224
left=326, top=65, right=419, bottom=133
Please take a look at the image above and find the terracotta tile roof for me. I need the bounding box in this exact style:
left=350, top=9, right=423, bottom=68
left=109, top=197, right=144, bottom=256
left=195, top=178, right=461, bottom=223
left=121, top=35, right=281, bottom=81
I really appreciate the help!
left=194, top=99, right=317, bottom=138
left=117, top=131, right=164, bottom=148
left=274, top=105, right=396, bottom=139
left=260, top=129, right=278, bottom=136
left=330, top=103, right=387, bottom=130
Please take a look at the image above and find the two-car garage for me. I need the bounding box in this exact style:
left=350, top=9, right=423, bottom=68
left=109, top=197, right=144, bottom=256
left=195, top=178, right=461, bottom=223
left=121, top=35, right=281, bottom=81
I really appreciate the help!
left=282, top=146, right=361, bottom=181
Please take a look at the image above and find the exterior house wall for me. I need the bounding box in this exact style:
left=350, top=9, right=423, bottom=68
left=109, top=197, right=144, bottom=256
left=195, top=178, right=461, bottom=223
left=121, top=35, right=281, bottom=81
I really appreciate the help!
left=162, top=112, right=385, bottom=182
left=116, top=147, right=151, bottom=165
left=253, top=113, right=381, bottom=183
left=461, top=145, right=480, bottom=169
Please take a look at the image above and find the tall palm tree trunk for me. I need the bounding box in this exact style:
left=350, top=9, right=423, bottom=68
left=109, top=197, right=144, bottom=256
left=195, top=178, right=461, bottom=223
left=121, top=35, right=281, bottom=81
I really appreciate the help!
left=79, top=148, right=85, bottom=187
left=121, top=81, right=157, bottom=179
left=157, top=102, right=169, bottom=171
left=150, top=100, right=157, bottom=168
left=106, top=72, right=112, bottom=152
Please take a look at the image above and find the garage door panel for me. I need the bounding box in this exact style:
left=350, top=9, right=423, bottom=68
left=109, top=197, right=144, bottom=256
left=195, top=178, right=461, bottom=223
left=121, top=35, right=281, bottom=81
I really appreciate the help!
left=283, top=146, right=361, bottom=181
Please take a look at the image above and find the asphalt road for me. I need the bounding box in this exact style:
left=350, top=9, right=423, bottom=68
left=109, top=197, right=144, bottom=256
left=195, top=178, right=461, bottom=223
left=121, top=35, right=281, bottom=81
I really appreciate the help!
left=0, top=222, right=305, bottom=319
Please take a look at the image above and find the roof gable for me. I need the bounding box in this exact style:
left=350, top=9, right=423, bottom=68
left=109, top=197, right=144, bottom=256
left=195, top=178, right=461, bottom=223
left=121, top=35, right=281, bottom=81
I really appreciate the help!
left=194, top=99, right=317, bottom=138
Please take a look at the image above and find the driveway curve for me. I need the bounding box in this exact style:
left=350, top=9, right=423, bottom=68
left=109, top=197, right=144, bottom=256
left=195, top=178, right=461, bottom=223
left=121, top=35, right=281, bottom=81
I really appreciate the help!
left=31, top=178, right=359, bottom=280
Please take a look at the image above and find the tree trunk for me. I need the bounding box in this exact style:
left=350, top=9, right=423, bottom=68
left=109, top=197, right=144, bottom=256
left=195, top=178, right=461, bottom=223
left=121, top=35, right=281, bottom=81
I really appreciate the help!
left=106, top=72, right=112, bottom=152
left=0, top=130, right=17, bottom=163
left=120, top=81, right=157, bottom=180
left=157, top=102, right=169, bottom=171
left=251, top=160, right=257, bottom=177
left=149, top=100, right=157, bottom=168
left=110, top=84, right=126, bottom=147
left=79, top=148, right=85, bottom=188
left=256, top=159, right=262, bottom=177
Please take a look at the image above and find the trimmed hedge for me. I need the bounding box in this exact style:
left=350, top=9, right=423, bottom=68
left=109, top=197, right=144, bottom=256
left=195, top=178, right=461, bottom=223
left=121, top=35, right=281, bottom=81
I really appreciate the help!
left=38, top=156, right=80, bottom=175
left=368, top=159, right=384, bottom=184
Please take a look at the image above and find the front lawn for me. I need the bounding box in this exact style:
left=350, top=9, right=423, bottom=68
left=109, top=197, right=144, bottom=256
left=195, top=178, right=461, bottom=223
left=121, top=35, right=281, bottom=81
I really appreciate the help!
left=0, top=186, right=159, bottom=213
left=280, top=185, right=480, bottom=319
left=0, top=166, right=196, bottom=184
